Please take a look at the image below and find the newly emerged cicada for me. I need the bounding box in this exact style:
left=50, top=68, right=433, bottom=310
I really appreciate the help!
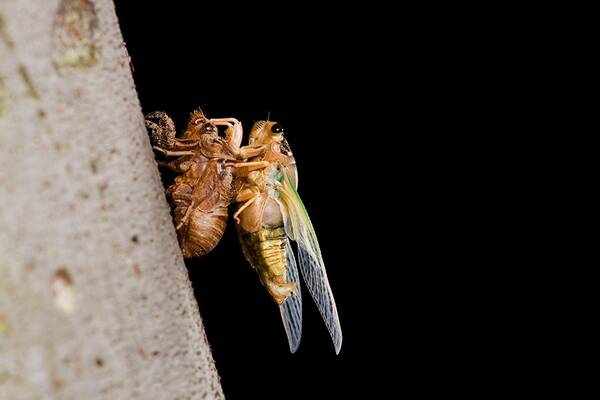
left=233, top=121, right=343, bottom=354
left=146, top=110, right=264, bottom=257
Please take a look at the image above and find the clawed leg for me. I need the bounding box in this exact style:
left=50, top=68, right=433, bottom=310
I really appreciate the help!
left=170, top=138, right=200, bottom=148
left=226, top=161, right=270, bottom=172
left=157, top=159, right=193, bottom=173
left=210, top=118, right=243, bottom=149
left=173, top=194, right=194, bottom=230
left=233, top=191, right=259, bottom=223
left=153, top=146, right=195, bottom=157
left=168, top=185, right=194, bottom=230
left=238, top=144, right=267, bottom=159
left=175, top=205, right=193, bottom=230
left=209, top=118, right=239, bottom=125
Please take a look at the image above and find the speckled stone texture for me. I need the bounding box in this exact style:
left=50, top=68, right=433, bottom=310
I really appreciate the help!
left=0, top=1, right=224, bottom=399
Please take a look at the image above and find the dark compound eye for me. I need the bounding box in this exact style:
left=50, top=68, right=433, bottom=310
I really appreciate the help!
left=271, top=123, right=284, bottom=133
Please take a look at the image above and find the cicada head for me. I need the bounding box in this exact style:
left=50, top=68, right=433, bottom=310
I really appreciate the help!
left=185, top=109, right=218, bottom=139
left=249, top=120, right=285, bottom=146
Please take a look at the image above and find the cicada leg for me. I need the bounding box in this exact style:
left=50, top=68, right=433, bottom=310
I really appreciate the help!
left=175, top=205, right=193, bottom=230
left=233, top=189, right=260, bottom=224
left=152, top=146, right=195, bottom=157
left=210, top=118, right=243, bottom=150
left=237, top=144, right=267, bottom=159
left=156, top=159, right=194, bottom=174
left=167, top=185, right=195, bottom=230
left=226, top=160, right=270, bottom=172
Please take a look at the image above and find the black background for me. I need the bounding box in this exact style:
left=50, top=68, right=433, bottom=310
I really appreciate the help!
left=114, top=2, right=399, bottom=398
left=110, top=2, right=512, bottom=397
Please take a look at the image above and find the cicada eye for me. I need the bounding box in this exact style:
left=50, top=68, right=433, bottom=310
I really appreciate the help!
left=271, top=123, right=284, bottom=134
left=204, top=124, right=217, bottom=134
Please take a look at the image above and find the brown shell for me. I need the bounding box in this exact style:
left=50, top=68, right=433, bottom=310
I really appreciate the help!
left=165, top=115, right=239, bottom=257
left=169, top=156, right=236, bottom=257
left=179, top=206, right=228, bottom=258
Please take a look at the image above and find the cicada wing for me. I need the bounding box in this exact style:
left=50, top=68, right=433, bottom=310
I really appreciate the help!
left=279, top=240, right=303, bottom=353
left=296, top=244, right=342, bottom=354
left=277, top=168, right=343, bottom=354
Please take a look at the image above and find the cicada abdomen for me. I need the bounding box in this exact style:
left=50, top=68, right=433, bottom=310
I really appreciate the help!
left=236, top=193, right=297, bottom=304
left=169, top=158, right=235, bottom=257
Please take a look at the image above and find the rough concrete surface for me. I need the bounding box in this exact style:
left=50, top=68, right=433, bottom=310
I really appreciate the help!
left=0, top=1, right=224, bottom=399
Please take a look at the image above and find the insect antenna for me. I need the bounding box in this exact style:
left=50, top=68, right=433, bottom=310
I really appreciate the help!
left=189, top=106, right=206, bottom=120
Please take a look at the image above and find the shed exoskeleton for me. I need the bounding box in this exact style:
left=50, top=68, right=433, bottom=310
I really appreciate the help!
left=146, top=110, right=264, bottom=257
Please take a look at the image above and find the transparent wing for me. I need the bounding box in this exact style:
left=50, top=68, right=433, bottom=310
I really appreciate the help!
left=277, top=168, right=343, bottom=354
left=279, top=240, right=303, bottom=353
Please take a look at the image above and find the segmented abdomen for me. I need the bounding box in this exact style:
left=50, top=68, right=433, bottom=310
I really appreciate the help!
left=178, top=206, right=228, bottom=258
left=238, top=225, right=291, bottom=303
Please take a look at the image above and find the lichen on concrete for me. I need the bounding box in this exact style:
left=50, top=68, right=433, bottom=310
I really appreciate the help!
left=53, top=0, right=100, bottom=70
left=0, top=14, right=15, bottom=49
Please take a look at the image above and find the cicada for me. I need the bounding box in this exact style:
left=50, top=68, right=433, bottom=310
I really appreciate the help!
left=146, top=110, right=264, bottom=257
left=232, top=121, right=342, bottom=354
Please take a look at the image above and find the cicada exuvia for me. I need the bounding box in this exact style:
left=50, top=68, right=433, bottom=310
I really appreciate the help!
left=146, top=110, right=264, bottom=257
